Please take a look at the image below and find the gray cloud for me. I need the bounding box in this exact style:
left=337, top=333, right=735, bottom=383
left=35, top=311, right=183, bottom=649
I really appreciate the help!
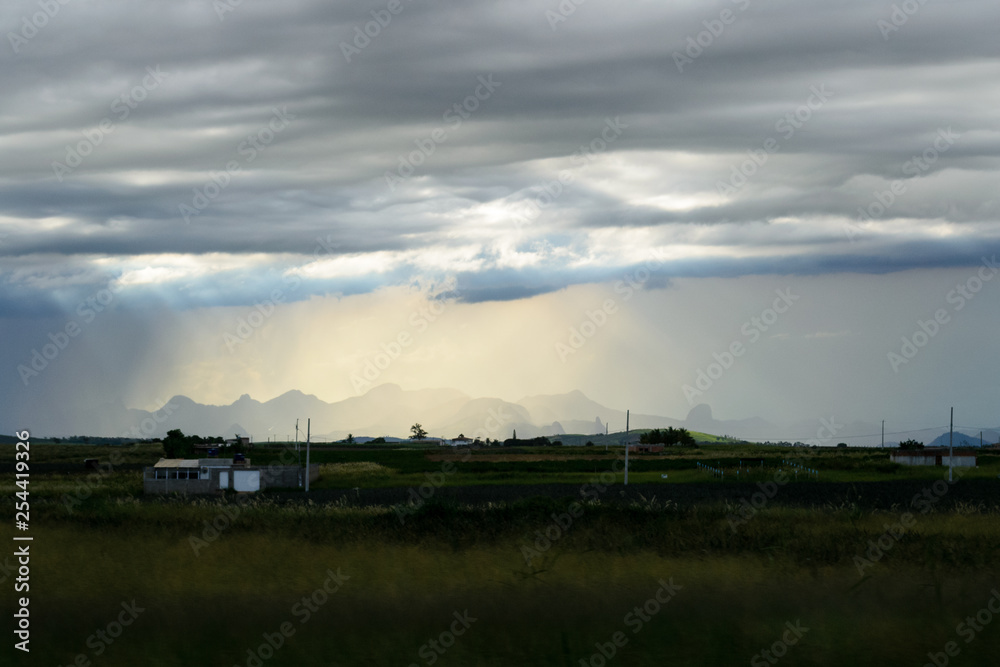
left=2, top=0, right=1000, bottom=430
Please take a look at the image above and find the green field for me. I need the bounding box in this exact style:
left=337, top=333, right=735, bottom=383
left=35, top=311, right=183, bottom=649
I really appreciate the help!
left=3, top=441, right=1000, bottom=665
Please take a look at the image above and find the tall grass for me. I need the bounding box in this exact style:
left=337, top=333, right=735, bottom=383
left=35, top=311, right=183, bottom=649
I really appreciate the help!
left=4, top=444, right=1000, bottom=665
left=3, top=508, right=999, bottom=667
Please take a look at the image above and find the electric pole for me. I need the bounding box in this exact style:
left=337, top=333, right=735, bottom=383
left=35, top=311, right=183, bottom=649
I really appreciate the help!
left=949, top=407, right=953, bottom=483
left=305, top=418, right=311, bottom=492
left=624, top=409, right=629, bottom=486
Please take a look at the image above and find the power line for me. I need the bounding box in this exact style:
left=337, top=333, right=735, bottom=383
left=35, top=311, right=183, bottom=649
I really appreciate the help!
left=752, top=425, right=949, bottom=442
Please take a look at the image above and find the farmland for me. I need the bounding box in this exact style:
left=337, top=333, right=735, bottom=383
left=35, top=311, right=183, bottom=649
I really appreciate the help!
left=2, top=441, right=999, bottom=665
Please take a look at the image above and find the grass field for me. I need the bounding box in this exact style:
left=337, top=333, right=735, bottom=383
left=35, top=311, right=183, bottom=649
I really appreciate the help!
left=3, top=441, right=1000, bottom=665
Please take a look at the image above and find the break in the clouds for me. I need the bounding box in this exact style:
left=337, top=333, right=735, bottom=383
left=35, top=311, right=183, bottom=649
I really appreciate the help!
left=1, top=1, right=999, bottom=433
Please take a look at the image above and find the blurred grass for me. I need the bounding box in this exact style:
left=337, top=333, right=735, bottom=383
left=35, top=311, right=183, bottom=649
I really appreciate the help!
left=3, top=443, right=1000, bottom=665
left=2, top=510, right=999, bottom=666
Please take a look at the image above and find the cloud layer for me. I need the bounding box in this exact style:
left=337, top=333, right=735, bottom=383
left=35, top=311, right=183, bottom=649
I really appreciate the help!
left=2, top=0, right=999, bottom=314
left=2, top=1, right=999, bottom=433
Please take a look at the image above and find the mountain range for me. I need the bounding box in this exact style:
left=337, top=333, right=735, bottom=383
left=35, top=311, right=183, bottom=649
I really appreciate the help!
left=12, top=382, right=999, bottom=447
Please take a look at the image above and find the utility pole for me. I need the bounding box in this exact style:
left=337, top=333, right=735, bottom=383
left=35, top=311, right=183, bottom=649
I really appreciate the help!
left=295, top=418, right=300, bottom=466
left=305, top=418, right=311, bottom=492
left=624, top=409, right=629, bottom=486
left=949, top=407, right=953, bottom=483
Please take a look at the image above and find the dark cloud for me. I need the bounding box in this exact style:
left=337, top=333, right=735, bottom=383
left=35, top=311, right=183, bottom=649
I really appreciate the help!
left=1, top=0, right=998, bottom=307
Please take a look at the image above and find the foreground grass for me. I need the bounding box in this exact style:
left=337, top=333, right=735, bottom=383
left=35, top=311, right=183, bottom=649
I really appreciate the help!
left=4, top=444, right=1000, bottom=665
left=2, top=502, right=999, bottom=666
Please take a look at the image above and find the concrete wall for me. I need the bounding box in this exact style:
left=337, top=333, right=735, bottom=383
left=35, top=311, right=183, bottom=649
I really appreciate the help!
left=260, top=463, right=320, bottom=488
left=143, top=478, right=217, bottom=495
left=891, top=453, right=977, bottom=467
left=144, top=464, right=320, bottom=494
left=943, top=455, right=977, bottom=468
left=891, top=454, right=938, bottom=466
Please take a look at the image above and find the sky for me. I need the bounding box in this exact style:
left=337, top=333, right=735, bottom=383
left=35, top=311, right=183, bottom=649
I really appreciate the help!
left=1, top=0, right=999, bottom=436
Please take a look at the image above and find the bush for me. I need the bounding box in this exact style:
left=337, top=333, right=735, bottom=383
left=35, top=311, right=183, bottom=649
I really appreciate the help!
left=640, top=427, right=695, bottom=447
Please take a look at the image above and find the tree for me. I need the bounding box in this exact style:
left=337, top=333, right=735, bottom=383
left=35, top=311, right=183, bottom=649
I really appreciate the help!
left=639, top=427, right=695, bottom=447
left=345, top=433, right=355, bottom=444
left=898, top=439, right=924, bottom=450
left=163, top=429, right=194, bottom=458
left=410, top=423, right=428, bottom=440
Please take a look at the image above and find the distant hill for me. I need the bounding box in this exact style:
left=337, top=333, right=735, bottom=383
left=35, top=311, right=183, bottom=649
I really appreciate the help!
left=12, top=382, right=982, bottom=447
left=6, top=384, right=728, bottom=441
left=925, top=430, right=999, bottom=449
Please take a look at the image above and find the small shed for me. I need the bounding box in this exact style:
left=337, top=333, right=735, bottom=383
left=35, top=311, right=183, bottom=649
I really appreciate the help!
left=628, top=444, right=665, bottom=454
left=890, top=448, right=977, bottom=467
left=143, top=458, right=318, bottom=495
